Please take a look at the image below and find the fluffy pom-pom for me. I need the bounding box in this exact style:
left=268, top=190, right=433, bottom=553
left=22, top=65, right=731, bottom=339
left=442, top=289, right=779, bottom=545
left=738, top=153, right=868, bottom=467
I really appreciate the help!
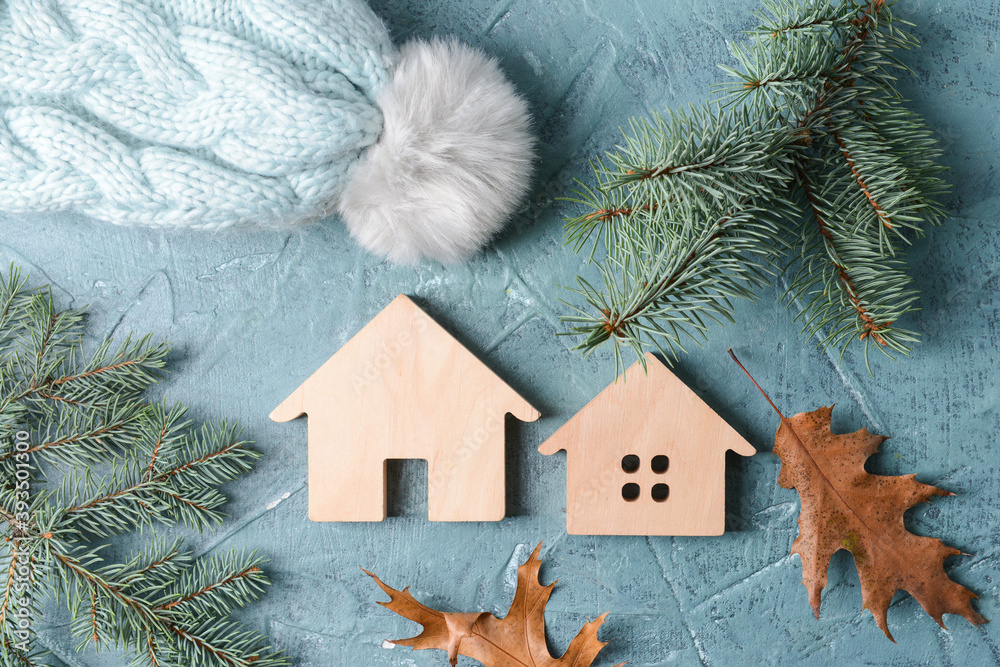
left=338, top=38, right=534, bottom=264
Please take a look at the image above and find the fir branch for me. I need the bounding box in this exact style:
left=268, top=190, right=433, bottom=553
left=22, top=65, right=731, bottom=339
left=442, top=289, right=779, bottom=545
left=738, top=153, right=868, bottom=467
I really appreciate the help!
left=59, top=467, right=227, bottom=538
left=0, top=541, right=19, bottom=630
left=43, top=335, right=168, bottom=405
left=158, top=567, right=262, bottom=612
left=831, top=128, right=895, bottom=232
left=108, top=539, right=190, bottom=598
left=147, top=634, right=162, bottom=667
left=794, top=160, right=892, bottom=340
left=154, top=552, right=268, bottom=620
left=54, top=420, right=257, bottom=538
left=563, top=0, right=946, bottom=370
left=787, top=153, right=919, bottom=368
left=0, top=267, right=32, bottom=355
left=18, top=293, right=85, bottom=392
left=88, top=588, right=98, bottom=645
left=10, top=336, right=169, bottom=423
left=562, top=104, right=798, bottom=368
left=167, top=621, right=281, bottom=667
left=55, top=549, right=283, bottom=667
left=0, top=265, right=287, bottom=667
left=0, top=400, right=149, bottom=467
left=160, top=423, right=259, bottom=490
left=2, top=638, right=46, bottom=667
left=53, top=551, right=163, bottom=629
left=752, top=0, right=859, bottom=37
left=144, top=413, right=177, bottom=482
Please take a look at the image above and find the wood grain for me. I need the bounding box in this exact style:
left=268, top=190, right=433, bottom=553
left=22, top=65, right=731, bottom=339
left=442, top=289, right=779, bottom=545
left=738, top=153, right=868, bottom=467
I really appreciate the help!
left=539, top=352, right=755, bottom=536
left=271, top=295, right=540, bottom=522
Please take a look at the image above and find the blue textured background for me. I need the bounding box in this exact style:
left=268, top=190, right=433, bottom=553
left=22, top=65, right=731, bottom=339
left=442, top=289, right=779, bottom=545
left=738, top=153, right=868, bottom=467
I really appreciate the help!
left=9, top=0, right=1000, bottom=664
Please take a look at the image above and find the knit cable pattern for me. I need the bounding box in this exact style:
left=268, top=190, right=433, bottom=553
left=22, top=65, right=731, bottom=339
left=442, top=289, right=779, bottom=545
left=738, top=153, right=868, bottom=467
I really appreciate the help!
left=0, top=0, right=393, bottom=228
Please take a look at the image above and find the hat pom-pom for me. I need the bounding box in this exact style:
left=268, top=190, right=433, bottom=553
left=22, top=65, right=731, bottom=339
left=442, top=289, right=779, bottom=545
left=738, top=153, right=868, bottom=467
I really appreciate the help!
left=338, top=38, right=534, bottom=264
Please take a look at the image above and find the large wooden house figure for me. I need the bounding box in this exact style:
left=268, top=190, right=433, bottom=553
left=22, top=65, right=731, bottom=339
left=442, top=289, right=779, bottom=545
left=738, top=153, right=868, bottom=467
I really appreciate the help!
left=539, top=352, right=755, bottom=536
left=271, top=295, right=539, bottom=522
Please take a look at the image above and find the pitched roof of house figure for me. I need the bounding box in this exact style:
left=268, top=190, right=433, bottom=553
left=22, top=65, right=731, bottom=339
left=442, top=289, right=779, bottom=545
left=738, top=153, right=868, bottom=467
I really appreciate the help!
left=271, top=294, right=539, bottom=523
left=539, top=352, right=755, bottom=536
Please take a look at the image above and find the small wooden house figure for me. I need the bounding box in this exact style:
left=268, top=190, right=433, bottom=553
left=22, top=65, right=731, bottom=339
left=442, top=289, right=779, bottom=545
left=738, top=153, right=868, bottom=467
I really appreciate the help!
left=271, top=295, right=539, bottom=523
left=538, top=353, right=755, bottom=536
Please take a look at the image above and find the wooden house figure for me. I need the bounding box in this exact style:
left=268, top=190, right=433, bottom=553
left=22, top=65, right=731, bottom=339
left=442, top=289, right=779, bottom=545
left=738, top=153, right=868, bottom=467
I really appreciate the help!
left=538, top=352, right=755, bottom=536
left=271, top=295, right=539, bottom=522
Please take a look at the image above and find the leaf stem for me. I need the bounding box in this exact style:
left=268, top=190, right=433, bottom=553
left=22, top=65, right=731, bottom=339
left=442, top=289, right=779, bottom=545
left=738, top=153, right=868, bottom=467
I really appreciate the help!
left=727, top=349, right=786, bottom=417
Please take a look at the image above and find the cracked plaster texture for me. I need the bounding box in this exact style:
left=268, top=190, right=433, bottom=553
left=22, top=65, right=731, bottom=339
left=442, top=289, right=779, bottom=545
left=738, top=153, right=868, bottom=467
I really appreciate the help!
left=3, top=0, right=999, bottom=665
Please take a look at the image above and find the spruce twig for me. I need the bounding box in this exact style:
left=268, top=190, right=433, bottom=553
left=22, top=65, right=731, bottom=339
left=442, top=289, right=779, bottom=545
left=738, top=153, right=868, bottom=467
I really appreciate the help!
left=563, top=0, right=946, bottom=372
left=0, top=265, right=288, bottom=667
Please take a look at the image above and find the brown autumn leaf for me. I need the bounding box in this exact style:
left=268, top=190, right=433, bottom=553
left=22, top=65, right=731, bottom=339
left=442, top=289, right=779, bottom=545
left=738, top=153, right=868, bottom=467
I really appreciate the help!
left=731, top=351, right=987, bottom=640
left=364, top=543, right=623, bottom=667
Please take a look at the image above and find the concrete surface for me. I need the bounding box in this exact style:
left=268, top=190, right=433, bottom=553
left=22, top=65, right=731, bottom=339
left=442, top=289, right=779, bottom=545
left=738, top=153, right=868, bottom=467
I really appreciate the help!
left=6, top=0, right=999, bottom=665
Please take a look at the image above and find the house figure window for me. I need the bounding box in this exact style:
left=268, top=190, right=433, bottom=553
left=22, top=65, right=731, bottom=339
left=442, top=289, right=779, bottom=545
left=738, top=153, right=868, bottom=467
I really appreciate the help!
left=619, top=454, right=670, bottom=502
left=538, top=352, right=756, bottom=536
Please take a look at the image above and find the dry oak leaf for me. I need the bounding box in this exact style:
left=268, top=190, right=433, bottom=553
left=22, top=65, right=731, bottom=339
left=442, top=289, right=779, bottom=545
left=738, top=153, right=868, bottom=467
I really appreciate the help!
left=776, top=405, right=986, bottom=638
left=364, top=543, right=623, bottom=667
left=731, top=351, right=987, bottom=640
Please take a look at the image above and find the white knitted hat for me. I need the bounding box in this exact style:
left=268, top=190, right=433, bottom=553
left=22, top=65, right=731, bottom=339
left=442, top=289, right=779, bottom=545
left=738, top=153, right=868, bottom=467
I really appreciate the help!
left=0, top=0, right=534, bottom=263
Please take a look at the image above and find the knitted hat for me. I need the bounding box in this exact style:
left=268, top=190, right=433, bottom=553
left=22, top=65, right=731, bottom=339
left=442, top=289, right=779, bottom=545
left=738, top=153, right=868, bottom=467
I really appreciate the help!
left=0, top=0, right=534, bottom=263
